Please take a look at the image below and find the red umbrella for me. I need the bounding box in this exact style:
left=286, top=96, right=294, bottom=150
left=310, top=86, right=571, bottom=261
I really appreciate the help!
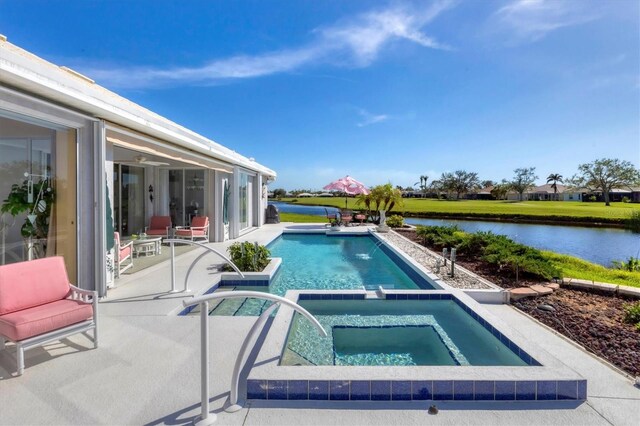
left=323, top=175, right=370, bottom=209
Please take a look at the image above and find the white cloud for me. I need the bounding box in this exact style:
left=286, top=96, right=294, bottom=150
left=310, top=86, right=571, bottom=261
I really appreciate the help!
left=356, top=108, right=389, bottom=127
left=492, top=0, right=597, bottom=42
left=78, top=2, right=454, bottom=88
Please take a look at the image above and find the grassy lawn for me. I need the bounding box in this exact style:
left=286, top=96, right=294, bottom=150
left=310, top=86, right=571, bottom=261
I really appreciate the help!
left=543, top=251, right=640, bottom=288
left=280, top=212, right=328, bottom=223
left=278, top=197, right=640, bottom=222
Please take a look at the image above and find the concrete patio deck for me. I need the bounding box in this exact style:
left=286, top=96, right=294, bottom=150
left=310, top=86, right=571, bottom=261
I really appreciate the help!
left=1, top=223, right=639, bottom=425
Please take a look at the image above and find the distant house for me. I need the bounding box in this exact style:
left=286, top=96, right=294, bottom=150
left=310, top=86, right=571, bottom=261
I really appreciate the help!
left=298, top=193, right=314, bottom=197
left=466, top=186, right=494, bottom=200
left=582, top=187, right=637, bottom=203
left=318, top=193, right=334, bottom=197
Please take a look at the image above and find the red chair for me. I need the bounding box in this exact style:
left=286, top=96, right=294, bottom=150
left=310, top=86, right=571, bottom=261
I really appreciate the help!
left=355, top=213, right=367, bottom=226
left=114, top=232, right=133, bottom=278
left=340, top=210, right=353, bottom=226
left=175, top=216, right=210, bottom=242
left=145, top=216, right=172, bottom=238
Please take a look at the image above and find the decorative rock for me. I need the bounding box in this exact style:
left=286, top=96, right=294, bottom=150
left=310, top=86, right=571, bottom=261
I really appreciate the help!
left=537, top=304, right=556, bottom=312
left=509, top=287, right=539, bottom=300
left=530, top=284, right=554, bottom=295
left=428, top=405, right=439, bottom=415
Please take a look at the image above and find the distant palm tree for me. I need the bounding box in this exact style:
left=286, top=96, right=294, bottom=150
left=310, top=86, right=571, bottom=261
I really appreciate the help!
left=546, top=173, right=564, bottom=201
left=414, top=175, right=429, bottom=197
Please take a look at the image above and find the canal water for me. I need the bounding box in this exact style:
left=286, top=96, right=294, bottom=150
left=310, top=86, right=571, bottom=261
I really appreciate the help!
left=269, top=201, right=640, bottom=267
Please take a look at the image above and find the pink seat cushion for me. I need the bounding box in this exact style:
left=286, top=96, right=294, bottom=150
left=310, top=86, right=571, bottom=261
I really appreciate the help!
left=146, top=229, right=168, bottom=236
left=148, top=216, right=171, bottom=232
left=175, top=229, right=206, bottom=236
left=119, top=245, right=132, bottom=260
left=190, top=216, right=208, bottom=228
left=0, top=299, right=93, bottom=341
left=0, top=257, right=71, bottom=316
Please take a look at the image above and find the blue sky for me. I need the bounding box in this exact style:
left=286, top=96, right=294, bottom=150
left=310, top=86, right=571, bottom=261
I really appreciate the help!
left=1, top=0, right=638, bottom=190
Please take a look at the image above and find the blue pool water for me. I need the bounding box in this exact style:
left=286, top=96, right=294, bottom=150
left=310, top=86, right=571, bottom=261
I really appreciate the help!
left=282, top=299, right=530, bottom=367
left=210, top=234, right=432, bottom=316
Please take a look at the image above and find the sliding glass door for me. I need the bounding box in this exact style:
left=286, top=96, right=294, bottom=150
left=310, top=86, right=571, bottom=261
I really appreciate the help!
left=168, top=169, right=205, bottom=227
left=113, top=164, right=146, bottom=236
left=0, top=113, right=77, bottom=281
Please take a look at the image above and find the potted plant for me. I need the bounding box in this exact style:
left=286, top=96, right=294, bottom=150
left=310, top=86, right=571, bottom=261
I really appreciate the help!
left=329, top=218, right=342, bottom=231
left=1, top=177, right=54, bottom=260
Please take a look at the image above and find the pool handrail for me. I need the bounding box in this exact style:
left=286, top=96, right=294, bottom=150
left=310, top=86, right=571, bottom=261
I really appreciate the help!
left=182, top=291, right=327, bottom=424
left=164, top=238, right=244, bottom=293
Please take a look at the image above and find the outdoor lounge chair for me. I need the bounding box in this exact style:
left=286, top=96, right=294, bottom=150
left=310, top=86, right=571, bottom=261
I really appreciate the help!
left=325, top=208, right=337, bottom=222
left=114, top=232, right=133, bottom=278
left=355, top=213, right=367, bottom=225
left=145, top=216, right=172, bottom=238
left=175, top=216, right=210, bottom=242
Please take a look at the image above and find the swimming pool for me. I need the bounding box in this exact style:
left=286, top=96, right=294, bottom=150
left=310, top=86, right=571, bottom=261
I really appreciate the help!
left=209, top=233, right=435, bottom=315
left=282, top=298, right=533, bottom=367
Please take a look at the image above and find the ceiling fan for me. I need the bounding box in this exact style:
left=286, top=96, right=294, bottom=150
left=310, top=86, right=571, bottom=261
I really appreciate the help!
left=119, top=155, right=170, bottom=167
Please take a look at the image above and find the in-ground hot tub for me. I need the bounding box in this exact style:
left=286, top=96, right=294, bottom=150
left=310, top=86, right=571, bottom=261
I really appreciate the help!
left=246, top=290, right=587, bottom=403
left=282, top=296, right=535, bottom=367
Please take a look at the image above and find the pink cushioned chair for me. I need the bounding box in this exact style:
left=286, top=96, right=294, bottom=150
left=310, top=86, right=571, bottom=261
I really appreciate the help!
left=145, top=215, right=172, bottom=238
left=175, top=216, right=209, bottom=242
left=114, top=232, right=133, bottom=278
left=0, top=257, right=98, bottom=376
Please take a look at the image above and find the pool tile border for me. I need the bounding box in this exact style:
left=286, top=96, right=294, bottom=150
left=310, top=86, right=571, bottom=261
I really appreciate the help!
left=247, top=379, right=587, bottom=402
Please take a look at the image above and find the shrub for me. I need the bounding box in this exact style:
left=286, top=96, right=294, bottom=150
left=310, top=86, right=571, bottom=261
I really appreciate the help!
left=612, top=257, right=640, bottom=272
left=626, top=210, right=640, bottom=233
left=481, top=237, right=561, bottom=282
left=386, top=215, right=404, bottom=228
left=622, top=301, right=640, bottom=329
left=588, top=195, right=597, bottom=202
left=227, top=241, right=271, bottom=272
left=622, top=196, right=630, bottom=203
left=416, top=225, right=466, bottom=248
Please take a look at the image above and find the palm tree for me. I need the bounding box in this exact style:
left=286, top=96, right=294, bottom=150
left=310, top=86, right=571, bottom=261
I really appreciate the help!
left=546, top=173, right=564, bottom=201
left=414, top=175, right=429, bottom=197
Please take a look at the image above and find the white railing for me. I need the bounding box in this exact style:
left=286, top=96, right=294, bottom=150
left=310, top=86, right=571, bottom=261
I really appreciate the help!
left=164, top=239, right=245, bottom=293
left=182, top=291, right=327, bottom=425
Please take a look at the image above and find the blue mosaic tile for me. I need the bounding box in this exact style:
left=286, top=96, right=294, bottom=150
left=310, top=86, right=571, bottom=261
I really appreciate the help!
left=454, top=381, right=474, bottom=400
left=331, top=294, right=343, bottom=300
left=287, top=380, right=308, bottom=400
left=247, top=380, right=267, bottom=399
left=321, top=294, right=332, bottom=300
left=350, top=381, right=370, bottom=401
left=353, top=294, right=366, bottom=299
left=442, top=293, right=452, bottom=300
left=495, top=381, right=515, bottom=401
left=419, top=294, right=429, bottom=299
left=577, top=380, right=587, bottom=400
left=407, top=294, right=419, bottom=300
left=557, top=381, right=577, bottom=400
left=474, top=381, right=494, bottom=401
left=433, top=380, right=454, bottom=401
left=371, top=381, right=391, bottom=401
left=267, top=380, right=287, bottom=400
left=330, top=381, right=350, bottom=400
left=412, top=381, right=433, bottom=400
left=537, top=381, right=557, bottom=400
left=386, top=294, right=397, bottom=300
left=396, top=293, right=408, bottom=300
left=392, top=381, right=411, bottom=401
left=343, top=294, right=354, bottom=300
left=516, top=381, right=536, bottom=400
left=521, top=352, right=532, bottom=365
left=309, top=380, right=329, bottom=400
